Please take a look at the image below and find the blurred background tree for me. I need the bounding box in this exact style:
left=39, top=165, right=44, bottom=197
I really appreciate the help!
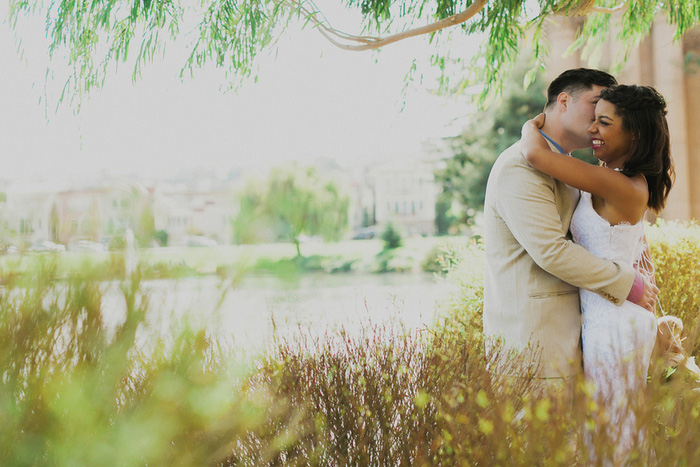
left=434, top=59, right=547, bottom=229
left=267, top=165, right=349, bottom=257
left=233, top=179, right=276, bottom=245
left=233, top=165, right=349, bottom=256
left=123, top=187, right=156, bottom=248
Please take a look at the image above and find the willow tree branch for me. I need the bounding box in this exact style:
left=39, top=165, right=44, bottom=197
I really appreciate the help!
left=293, top=0, right=489, bottom=51
left=590, top=2, right=626, bottom=13
left=295, top=0, right=627, bottom=52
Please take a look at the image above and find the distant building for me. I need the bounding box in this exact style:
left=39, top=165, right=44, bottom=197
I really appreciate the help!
left=0, top=176, right=239, bottom=249
left=52, top=184, right=152, bottom=246
left=2, top=181, right=60, bottom=245
left=370, top=159, right=438, bottom=236
left=153, top=186, right=237, bottom=246
left=53, top=189, right=104, bottom=243
left=346, top=169, right=375, bottom=231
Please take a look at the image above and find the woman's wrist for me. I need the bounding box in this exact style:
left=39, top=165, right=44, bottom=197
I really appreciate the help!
left=626, top=272, right=645, bottom=304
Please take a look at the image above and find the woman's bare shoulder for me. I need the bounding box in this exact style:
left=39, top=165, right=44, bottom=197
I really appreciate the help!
left=602, top=173, right=649, bottom=224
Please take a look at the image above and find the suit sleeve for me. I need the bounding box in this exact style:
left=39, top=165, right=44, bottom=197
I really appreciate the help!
left=494, top=151, right=636, bottom=305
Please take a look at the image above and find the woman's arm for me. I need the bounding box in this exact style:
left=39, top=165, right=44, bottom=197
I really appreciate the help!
left=521, top=114, right=647, bottom=214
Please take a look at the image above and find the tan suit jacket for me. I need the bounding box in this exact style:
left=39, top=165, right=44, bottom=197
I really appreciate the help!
left=483, top=140, right=636, bottom=377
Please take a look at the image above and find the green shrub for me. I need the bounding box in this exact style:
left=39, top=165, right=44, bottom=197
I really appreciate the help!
left=647, top=220, right=700, bottom=356
left=153, top=229, right=169, bottom=247
left=381, top=223, right=402, bottom=251
left=433, top=238, right=485, bottom=349
left=250, top=254, right=357, bottom=276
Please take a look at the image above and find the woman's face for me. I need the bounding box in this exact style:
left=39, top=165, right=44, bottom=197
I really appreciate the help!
left=588, top=99, right=634, bottom=170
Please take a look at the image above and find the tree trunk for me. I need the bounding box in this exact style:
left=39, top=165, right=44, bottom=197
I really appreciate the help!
left=294, top=237, right=302, bottom=258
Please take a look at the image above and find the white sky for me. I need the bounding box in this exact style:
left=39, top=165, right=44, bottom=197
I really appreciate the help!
left=0, top=2, right=476, bottom=182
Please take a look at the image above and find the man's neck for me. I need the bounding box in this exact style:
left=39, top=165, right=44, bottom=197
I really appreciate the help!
left=539, top=120, right=572, bottom=154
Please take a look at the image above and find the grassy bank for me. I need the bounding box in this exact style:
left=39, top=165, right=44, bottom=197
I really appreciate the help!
left=1, top=221, right=699, bottom=465
left=0, top=236, right=465, bottom=281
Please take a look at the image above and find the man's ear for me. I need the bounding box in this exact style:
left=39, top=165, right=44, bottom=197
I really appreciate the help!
left=556, top=92, right=569, bottom=111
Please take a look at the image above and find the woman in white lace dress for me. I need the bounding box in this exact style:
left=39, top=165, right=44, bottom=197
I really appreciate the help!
left=520, top=84, right=675, bottom=463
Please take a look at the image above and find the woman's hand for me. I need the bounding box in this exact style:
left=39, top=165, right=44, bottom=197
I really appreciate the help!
left=521, top=113, right=547, bottom=148
left=521, top=113, right=550, bottom=165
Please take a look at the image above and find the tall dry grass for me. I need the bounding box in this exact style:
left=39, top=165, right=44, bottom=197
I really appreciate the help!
left=0, top=262, right=294, bottom=466
left=1, top=221, right=699, bottom=466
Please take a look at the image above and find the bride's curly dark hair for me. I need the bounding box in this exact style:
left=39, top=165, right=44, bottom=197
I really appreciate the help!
left=598, top=84, right=675, bottom=212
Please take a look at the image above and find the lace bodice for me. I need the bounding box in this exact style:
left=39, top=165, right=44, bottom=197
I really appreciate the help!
left=570, top=191, right=646, bottom=266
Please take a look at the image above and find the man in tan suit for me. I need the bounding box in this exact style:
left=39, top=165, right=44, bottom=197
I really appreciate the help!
left=483, top=69, right=659, bottom=383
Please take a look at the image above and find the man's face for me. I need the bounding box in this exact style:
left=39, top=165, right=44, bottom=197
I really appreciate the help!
left=561, top=85, right=606, bottom=150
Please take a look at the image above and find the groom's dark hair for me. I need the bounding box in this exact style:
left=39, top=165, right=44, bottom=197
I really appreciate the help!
left=545, top=68, right=617, bottom=109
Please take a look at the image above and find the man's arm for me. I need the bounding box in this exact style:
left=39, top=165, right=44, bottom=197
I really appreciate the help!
left=496, top=151, right=657, bottom=308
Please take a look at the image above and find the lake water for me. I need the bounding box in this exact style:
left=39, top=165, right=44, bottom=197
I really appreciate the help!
left=102, top=272, right=459, bottom=352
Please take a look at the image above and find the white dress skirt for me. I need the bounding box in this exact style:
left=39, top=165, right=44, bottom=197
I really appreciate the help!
left=570, top=191, right=657, bottom=462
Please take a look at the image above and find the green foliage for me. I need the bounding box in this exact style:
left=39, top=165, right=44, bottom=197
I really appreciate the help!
left=434, top=191, right=457, bottom=235
left=233, top=164, right=349, bottom=257
left=9, top=0, right=700, bottom=108
left=375, top=224, right=414, bottom=273
left=0, top=266, right=296, bottom=465
left=251, top=254, right=356, bottom=276
left=435, top=237, right=485, bottom=344
left=153, top=229, right=169, bottom=247
left=467, top=0, right=528, bottom=100
left=373, top=248, right=420, bottom=273
left=232, top=179, right=277, bottom=245
left=381, top=222, right=403, bottom=250
left=94, top=187, right=157, bottom=249
left=136, top=205, right=156, bottom=248
left=435, top=60, right=547, bottom=224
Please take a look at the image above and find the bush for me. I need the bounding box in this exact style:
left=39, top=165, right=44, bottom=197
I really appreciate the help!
left=153, top=229, right=169, bottom=247
left=381, top=223, right=402, bottom=251
left=647, top=220, right=700, bottom=356
left=246, top=324, right=555, bottom=465
left=434, top=238, right=485, bottom=348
